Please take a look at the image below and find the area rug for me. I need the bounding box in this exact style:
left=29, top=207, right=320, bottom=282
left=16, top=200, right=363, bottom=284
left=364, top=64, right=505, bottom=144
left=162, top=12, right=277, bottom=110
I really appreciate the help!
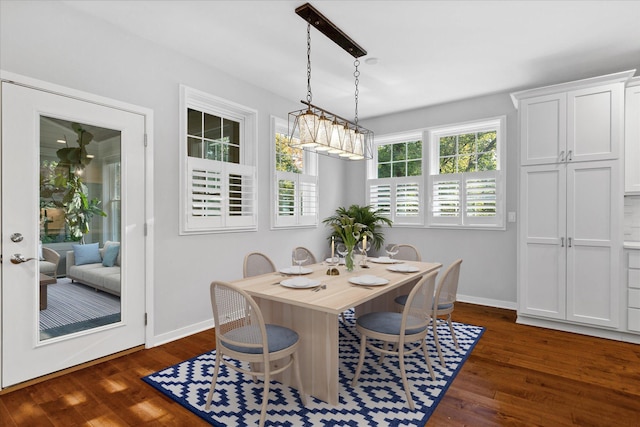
left=39, top=278, right=121, bottom=339
left=143, top=310, right=484, bottom=426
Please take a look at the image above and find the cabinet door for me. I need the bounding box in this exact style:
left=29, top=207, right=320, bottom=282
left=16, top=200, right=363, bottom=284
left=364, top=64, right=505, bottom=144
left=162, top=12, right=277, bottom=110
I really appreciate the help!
left=519, top=165, right=566, bottom=319
left=567, top=84, right=623, bottom=162
left=520, top=93, right=566, bottom=166
left=565, top=161, right=621, bottom=328
left=625, top=84, right=640, bottom=193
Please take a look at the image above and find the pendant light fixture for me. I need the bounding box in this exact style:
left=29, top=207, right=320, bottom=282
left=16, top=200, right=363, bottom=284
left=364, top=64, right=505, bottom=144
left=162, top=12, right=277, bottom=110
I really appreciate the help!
left=288, top=3, right=373, bottom=160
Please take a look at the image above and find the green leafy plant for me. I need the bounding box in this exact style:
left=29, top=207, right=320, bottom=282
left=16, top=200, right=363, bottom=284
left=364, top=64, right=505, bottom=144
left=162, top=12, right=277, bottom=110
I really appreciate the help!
left=63, top=174, right=106, bottom=242
left=323, top=204, right=392, bottom=251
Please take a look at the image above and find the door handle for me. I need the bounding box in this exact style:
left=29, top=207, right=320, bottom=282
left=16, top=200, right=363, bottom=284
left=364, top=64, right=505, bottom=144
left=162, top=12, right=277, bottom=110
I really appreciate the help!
left=561, top=237, right=565, bottom=247
left=568, top=237, right=572, bottom=248
left=559, top=151, right=565, bottom=162
left=567, top=150, right=573, bottom=161
left=10, top=254, right=34, bottom=264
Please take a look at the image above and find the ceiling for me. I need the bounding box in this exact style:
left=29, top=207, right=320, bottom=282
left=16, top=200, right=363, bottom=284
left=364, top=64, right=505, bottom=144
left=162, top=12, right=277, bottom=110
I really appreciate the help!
left=63, top=0, right=640, bottom=120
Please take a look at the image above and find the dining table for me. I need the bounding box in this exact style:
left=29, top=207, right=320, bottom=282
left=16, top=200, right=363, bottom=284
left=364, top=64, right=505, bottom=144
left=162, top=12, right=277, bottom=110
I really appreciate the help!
left=230, top=258, right=442, bottom=405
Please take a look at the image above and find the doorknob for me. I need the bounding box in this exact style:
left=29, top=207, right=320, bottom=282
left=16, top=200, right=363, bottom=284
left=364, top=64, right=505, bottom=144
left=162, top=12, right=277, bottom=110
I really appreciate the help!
left=10, top=233, right=24, bottom=243
left=10, top=254, right=34, bottom=264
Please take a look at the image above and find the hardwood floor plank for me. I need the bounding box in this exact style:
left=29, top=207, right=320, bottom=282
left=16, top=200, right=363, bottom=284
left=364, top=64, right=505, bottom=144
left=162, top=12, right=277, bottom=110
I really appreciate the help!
left=2, top=304, right=639, bottom=426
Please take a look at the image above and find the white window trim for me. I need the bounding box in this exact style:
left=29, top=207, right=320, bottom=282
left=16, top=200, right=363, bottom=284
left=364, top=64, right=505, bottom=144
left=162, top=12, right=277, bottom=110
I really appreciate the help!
left=179, top=85, right=258, bottom=234
left=426, top=116, right=506, bottom=230
left=366, top=131, right=424, bottom=226
left=271, top=116, right=319, bottom=229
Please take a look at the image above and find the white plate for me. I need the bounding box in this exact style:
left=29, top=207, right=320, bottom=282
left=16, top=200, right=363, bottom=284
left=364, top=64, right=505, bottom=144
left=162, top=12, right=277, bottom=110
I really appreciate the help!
left=280, top=266, right=313, bottom=275
left=325, top=258, right=345, bottom=265
left=370, top=257, right=401, bottom=264
left=280, top=277, right=321, bottom=289
left=387, top=265, right=420, bottom=273
left=349, top=275, right=389, bottom=286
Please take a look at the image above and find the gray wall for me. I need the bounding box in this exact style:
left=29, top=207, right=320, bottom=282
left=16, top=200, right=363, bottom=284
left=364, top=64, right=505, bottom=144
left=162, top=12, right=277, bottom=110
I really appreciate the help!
left=1, top=1, right=516, bottom=345
left=360, top=95, right=519, bottom=307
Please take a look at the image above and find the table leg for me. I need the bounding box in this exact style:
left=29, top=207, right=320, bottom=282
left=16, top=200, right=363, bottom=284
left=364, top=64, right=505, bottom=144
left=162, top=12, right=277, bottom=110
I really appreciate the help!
left=40, top=284, right=47, bottom=310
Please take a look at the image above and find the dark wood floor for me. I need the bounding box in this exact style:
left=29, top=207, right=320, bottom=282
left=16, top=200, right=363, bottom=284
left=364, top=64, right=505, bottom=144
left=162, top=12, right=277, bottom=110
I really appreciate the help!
left=1, top=302, right=639, bottom=426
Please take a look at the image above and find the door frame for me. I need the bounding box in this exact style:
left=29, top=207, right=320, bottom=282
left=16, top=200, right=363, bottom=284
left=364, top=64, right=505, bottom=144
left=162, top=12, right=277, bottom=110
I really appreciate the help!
left=0, top=70, right=155, bottom=388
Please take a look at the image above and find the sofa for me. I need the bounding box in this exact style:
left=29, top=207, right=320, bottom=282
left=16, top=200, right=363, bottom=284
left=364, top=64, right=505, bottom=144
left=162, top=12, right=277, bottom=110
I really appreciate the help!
left=66, top=241, right=121, bottom=296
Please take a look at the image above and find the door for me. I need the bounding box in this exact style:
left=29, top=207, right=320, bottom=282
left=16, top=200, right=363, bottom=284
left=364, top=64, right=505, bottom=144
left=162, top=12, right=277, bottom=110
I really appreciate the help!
left=567, top=83, right=623, bottom=163
left=519, top=93, right=566, bottom=166
left=1, top=82, right=146, bottom=387
left=566, top=160, right=621, bottom=328
left=518, top=164, right=567, bottom=319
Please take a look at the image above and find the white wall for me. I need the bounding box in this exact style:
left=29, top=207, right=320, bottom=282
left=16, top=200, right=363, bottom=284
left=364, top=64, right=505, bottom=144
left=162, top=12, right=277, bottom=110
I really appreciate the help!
left=360, top=93, right=519, bottom=308
left=1, top=1, right=516, bottom=348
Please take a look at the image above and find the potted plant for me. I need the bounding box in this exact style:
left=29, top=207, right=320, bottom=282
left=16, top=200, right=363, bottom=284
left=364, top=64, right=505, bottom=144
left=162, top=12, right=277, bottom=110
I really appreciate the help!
left=323, top=204, right=393, bottom=251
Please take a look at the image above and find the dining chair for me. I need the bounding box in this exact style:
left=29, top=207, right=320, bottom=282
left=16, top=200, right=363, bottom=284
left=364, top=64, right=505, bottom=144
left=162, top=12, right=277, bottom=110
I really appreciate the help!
left=351, top=270, right=438, bottom=410
left=205, top=281, right=306, bottom=427
left=394, top=243, right=422, bottom=261
left=243, top=252, right=277, bottom=278
left=431, top=258, right=463, bottom=368
left=395, top=259, right=463, bottom=367
left=293, top=246, right=316, bottom=265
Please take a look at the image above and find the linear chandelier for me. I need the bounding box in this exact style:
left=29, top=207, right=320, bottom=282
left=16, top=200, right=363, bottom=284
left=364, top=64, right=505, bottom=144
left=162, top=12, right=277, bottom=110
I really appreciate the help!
left=288, top=3, right=373, bottom=160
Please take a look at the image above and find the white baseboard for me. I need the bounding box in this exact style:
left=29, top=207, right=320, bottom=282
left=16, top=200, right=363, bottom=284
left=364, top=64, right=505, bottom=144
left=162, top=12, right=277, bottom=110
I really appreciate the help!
left=457, top=294, right=517, bottom=310
left=149, top=319, right=214, bottom=348
left=517, top=315, right=640, bottom=344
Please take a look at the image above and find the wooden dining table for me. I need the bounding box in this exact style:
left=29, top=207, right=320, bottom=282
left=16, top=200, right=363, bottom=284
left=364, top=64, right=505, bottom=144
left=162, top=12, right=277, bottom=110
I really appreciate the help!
left=230, top=259, right=442, bottom=405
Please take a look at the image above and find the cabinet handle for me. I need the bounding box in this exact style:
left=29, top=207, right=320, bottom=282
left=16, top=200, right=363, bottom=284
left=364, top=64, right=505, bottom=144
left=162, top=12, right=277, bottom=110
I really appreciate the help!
left=567, top=150, right=573, bottom=161
left=568, top=237, right=572, bottom=248
left=559, top=151, right=565, bottom=162
left=561, top=237, right=565, bottom=247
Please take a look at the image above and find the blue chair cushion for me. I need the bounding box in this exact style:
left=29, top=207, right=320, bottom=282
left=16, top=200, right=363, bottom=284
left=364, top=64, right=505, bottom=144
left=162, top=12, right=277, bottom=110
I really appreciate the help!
left=394, top=295, right=408, bottom=306
left=394, top=294, right=454, bottom=311
left=356, top=312, right=427, bottom=335
left=223, top=324, right=298, bottom=354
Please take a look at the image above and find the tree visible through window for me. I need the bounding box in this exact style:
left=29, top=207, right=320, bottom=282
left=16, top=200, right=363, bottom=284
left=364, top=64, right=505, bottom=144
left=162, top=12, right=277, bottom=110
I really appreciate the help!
left=438, top=131, right=497, bottom=174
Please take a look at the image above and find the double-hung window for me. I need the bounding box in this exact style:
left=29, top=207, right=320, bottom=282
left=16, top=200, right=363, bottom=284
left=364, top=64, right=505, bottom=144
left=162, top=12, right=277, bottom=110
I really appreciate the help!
left=427, top=116, right=506, bottom=229
left=179, top=85, right=257, bottom=234
left=367, top=133, right=423, bottom=225
left=272, top=117, right=318, bottom=228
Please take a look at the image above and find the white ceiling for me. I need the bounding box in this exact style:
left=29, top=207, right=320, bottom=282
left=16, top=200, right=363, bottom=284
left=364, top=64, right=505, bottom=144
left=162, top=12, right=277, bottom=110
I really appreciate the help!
left=63, top=0, right=640, bottom=120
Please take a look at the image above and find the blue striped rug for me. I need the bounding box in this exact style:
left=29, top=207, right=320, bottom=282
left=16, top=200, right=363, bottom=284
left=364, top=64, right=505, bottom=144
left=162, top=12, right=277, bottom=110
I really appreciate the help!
left=142, top=310, right=484, bottom=426
left=40, top=278, right=121, bottom=339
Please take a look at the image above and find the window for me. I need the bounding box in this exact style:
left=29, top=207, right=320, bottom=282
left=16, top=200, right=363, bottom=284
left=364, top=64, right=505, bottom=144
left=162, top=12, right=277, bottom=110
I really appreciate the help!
left=179, top=85, right=257, bottom=234
left=367, top=133, right=423, bottom=225
left=272, top=117, right=318, bottom=228
left=427, top=116, right=506, bottom=229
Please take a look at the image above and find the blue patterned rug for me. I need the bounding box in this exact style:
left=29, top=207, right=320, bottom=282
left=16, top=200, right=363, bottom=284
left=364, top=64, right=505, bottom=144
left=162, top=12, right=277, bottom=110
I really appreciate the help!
left=142, top=310, right=484, bottom=426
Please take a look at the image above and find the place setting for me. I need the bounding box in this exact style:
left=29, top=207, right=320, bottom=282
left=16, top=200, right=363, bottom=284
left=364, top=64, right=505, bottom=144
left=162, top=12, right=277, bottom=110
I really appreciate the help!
left=279, top=276, right=325, bottom=291
left=367, top=243, right=404, bottom=264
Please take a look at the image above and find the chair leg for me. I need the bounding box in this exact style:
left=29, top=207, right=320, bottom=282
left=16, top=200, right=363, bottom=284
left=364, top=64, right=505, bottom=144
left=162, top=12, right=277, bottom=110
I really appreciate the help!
left=341, top=312, right=346, bottom=322
left=258, top=371, right=270, bottom=427
left=420, top=339, right=436, bottom=381
left=205, top=354, right=222, bottom=409
left=351, top=334, right=367, bottom=386
left=446, top=314, right=459, bottom=349
left=292, top=353, right=307, bottom=406
left=398, top=344, right=415, bottom=410
left=432, top=316, right=446, bottom=368
left=378, top=341, right=389, bottom=365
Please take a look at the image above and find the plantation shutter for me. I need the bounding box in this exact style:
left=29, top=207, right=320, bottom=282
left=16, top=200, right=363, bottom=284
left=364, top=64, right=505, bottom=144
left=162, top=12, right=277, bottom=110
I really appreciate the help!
left=275, top=170, right=317, bottom=227
left=187, top=157, right=256, bottom=230
left=368, top=177, right=423, bottom=225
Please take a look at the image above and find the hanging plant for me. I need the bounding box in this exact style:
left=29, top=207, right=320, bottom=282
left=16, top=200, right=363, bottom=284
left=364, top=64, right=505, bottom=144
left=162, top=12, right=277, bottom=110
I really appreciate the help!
left=63, top=174, right=106, bottom=242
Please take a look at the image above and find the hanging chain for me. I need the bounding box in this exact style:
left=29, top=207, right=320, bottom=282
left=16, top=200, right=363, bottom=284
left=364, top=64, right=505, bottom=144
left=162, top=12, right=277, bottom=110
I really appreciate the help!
left=353, top=59, right=360, bottom=127
left=306, top=22, right=312, bottom=105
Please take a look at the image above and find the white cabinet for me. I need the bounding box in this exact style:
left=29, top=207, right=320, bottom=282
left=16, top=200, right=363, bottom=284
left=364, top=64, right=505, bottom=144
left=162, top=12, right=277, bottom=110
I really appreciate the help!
left=514, top=71, right=631, bottom=332
left=519, top=161, right=621, bottom=328
left=628, top=251, right=640, bottom=332
left=519, top=83, right=624, bottom=166
left=625, top=80, right=640, bottom=194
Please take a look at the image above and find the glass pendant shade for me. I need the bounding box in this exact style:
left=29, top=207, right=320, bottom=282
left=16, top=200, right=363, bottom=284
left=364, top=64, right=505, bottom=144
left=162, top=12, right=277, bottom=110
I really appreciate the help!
left=328, top=119, right=343, bottom=153
left=299, top=109, right=319, bottom=147
left=315, top=114, right=332, bottom=151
